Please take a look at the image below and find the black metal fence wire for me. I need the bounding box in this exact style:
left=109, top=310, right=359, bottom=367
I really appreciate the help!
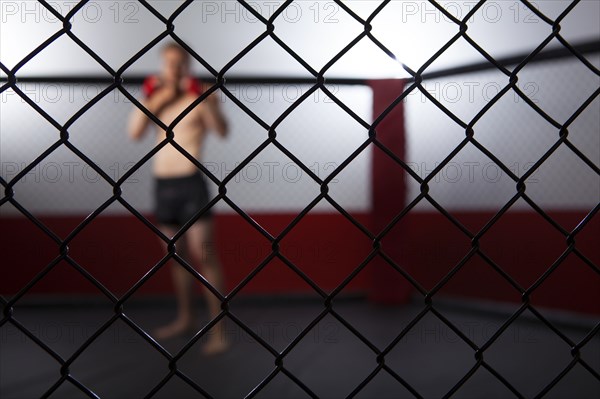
left=1, top=0, right=599, bottom=398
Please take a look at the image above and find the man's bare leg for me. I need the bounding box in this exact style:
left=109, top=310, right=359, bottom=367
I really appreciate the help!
left=186, top=219, right=228, bottom=355
left=154, top=225, right=196, bottom=340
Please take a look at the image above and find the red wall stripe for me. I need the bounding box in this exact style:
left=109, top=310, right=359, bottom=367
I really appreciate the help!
left=369, top=79, right=413, bottom=304
left=0, top=213, right=371, bottom=298
left=1, top=211, right=597, bottom=314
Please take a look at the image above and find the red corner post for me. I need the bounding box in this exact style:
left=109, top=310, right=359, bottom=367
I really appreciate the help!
left=368, top=79, right=413, bottom=304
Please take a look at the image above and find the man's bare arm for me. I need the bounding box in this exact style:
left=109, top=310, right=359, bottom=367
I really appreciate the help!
left=127, top=99, right=153, bottom=141
left=201, top=93, right=228, bottom=138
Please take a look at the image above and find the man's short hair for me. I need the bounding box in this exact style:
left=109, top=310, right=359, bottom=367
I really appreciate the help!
left=161, top=42, right=190, bottom=62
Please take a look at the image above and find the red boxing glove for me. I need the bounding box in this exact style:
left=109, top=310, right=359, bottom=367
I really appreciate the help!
left=187, top=77, right=203, bottom=96
left=142, top=75, right=203, bottom=98
left=141, top=75, right=160, bottom=98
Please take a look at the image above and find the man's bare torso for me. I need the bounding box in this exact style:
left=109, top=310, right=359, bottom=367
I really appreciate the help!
left=153, top=94, right=206, bottom=178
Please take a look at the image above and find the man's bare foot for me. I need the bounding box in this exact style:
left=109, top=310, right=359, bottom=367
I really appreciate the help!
left=201, top=337, right=229, bottom=356
left=153, top=319, right=195, bottom=340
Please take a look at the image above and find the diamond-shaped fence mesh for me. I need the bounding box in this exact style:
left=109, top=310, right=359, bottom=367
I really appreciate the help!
left=1, top=0, right=599, bottom=398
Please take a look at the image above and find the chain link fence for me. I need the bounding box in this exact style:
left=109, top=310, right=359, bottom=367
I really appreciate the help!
left=1, top=0, right=599, bottom=397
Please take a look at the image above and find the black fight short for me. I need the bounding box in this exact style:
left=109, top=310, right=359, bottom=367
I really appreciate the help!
left=154, top=172, right=212, bottom=227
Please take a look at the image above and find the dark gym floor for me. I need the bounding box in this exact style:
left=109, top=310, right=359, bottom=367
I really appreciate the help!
left=1, top=297, right=599, bottom=398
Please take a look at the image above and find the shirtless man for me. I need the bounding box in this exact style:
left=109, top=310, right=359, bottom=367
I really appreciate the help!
left=127, top=42, right=228, bottom=355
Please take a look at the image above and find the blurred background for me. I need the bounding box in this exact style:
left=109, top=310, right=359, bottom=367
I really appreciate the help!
left=1, top=0, right=598, bottom=311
